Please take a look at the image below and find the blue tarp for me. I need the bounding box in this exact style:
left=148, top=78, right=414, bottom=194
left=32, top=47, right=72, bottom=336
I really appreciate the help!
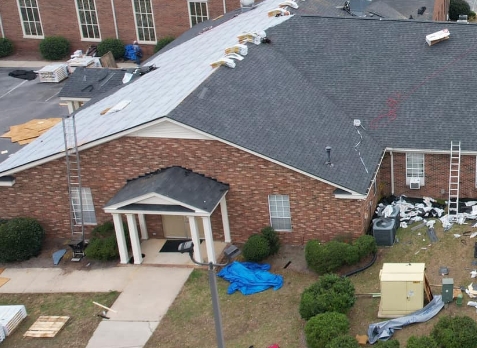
left=217, top=261, right=283, bottom=295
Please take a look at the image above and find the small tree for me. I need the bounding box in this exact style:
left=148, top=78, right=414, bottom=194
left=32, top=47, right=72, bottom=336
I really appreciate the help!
left=431, top=315, right=477, bottom=348
left=242, top=234, right=270, bottom=262
left=328, top=335, right=360, bottom=348
left=0, top=38, right=14, bottom=58
left=299, top=273, right=355, bottom=320
left=304, top=312, right=349, bottom=348
left=97, top=38, right=125, bottom=60
left=407, top=335, right=438, bottom=348
left=39, top=36, right=70, bottom=60
left=261, top=226, right=280, bottom=255
left=0, top=217, right=45, bottom=262
left=449, top=0, right=471, bottom=20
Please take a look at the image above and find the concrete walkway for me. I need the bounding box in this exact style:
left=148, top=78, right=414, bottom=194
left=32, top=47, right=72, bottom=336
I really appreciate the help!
left=0, top=265, right=192, bottom=348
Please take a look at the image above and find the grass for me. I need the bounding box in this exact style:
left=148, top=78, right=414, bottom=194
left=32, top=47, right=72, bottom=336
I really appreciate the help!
left=145, top=268, right=318, bottom=348
left=0, top=292, right=119, bottom=348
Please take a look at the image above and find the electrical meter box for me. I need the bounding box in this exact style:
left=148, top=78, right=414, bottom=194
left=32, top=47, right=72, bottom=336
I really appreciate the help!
left=442, top=278, right=454, bottom=303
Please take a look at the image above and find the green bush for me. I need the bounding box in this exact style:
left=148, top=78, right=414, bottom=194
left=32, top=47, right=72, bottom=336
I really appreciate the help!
left=376, top=340, right=400, bottom=347
left=305, top=240, right=348, bottom=274
left=0, top=217, right=45, bottom=262
left=97, top=38, right=125, bottom=60
left=242, top=234, right=270, bottom=262
left=343, top=244, right=360, bottom=265
left=449, top=0, right=471, bottom=20
left=431, top=315, right=477, bottom=348
left=0, top=38, right=14, bottom=58
left=154, top=36, right=175, bottom=53
left=353, top=234, right=377, bottom=259
left=406, top=335, right=438, bottom=348
left=261, top=226, right=280, bottom=255
left=299, top=274, right=355, bottom=320
left=39, top=36, right=70, bottom=60
left=328, top=335, right=360, bottom=348
left=304, top=312, right=349, bottom=348
left=469, top=10, right=476, bottom=19
left=85, top=220, right=129, bottom=261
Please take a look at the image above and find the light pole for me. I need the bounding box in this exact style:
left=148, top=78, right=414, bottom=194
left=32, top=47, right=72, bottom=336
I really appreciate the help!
left=178, top=241, right=240, bottom=348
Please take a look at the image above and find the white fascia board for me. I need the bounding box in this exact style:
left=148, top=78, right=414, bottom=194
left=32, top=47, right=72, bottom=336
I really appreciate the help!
left=103, top=208, right=210, bottom=216
left=334, top=193, right=367, bottom=200
left=0, top=178, right=15, bottom=187
left=386, top=147, right=477, bottom=155
left=1, top=116, right=364, bottom=196
left=60, top=97, right=91, bottom=102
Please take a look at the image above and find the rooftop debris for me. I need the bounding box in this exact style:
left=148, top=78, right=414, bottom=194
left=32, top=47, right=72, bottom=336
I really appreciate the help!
left=1, top=118, right=62, bottom=145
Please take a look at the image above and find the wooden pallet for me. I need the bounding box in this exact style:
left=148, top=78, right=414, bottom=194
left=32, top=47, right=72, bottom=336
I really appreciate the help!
left=23, top=316, right=69, bottom=338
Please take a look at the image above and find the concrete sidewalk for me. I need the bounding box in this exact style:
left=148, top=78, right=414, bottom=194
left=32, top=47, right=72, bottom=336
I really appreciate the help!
left=0, top=60, right=137, bottom=69
left=0, top=265, right=192, bottom=348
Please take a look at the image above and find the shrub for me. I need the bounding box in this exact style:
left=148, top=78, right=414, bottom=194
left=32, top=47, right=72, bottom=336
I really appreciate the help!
left=304, top=312, right=349, bottom=348
left=154, top=36, right=175, bottom=53
left=431, top=315, right=477, bottom=347
left=343, top=244, right=360, bottom=265
left=299, top=274, right=355, bottom=320
left=375, top=340, right=400, bottom=347
left=97, top=38, right=125, bottom=60
left=0, top=217, right=45, bottom=262
left=85, top=220, right=129, bottom=261
left=449, top=0, right=471, bottom=20
left=328, top=335, right=360, bottom=348
left=469, top=10, right=476, bottom=19
left=39, top=36, right=70, bottom=60
left=353, top=234, right=377, bottom=259
left=407, top=335, right=438, bottom=348
left=242, top=234, right=270, bottom=262
left=305, top=240, right=348, bottom=274
left=0, top=38, right=14, bottom=58
left=261, top=226, right=280, bottom=255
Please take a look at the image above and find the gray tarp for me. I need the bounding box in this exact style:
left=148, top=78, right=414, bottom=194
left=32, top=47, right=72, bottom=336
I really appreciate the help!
left=367, top=295, right=444, bottom=344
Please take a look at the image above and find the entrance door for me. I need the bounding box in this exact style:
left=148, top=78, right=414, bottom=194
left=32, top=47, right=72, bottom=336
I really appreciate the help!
left=162, top=215, right=205, bottom=239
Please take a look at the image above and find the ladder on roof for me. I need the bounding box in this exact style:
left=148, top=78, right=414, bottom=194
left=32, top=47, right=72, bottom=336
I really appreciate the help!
left=62, top=115, right=85, bottom=261
left=447, top=141, right=461, bottom=222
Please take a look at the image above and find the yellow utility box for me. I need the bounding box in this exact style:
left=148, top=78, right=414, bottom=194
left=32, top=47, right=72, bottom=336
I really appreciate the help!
left=378, top=263, right=425, bottom=318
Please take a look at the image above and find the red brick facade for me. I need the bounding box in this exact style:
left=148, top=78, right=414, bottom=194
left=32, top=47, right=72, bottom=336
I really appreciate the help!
left=0, top=0, right=240, bottom=58
left=0, top=136, right=377, bottom=245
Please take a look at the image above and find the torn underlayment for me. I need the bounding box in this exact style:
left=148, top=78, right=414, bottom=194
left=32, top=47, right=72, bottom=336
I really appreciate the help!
left=367, top=295, right=444, bottom=344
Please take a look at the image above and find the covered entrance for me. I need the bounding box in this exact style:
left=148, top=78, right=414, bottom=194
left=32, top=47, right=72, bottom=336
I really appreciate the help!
left=103, top=166, right=231, bottom=265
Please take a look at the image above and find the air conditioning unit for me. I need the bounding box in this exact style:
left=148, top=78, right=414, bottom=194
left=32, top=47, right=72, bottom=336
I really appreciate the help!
left=409, top=178, right=421, bottom=190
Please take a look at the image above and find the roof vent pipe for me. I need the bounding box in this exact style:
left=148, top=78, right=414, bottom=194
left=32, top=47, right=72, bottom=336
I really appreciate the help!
left=325, top=146, right=333, bottom=166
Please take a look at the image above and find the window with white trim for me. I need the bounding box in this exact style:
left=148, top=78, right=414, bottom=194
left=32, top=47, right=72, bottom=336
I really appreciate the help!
left=17, top=0, right=43, bottom=38
left=76, top=0, right=101, bottom=40
left=268, top=195, right=292, bottom=231
left=132, top=0, right=156, bottom=42
left=188, top=1, right=209, bottom=27
left=71, top=187, right=97, bottom=225
left=406, top=153, right=425, bottom=185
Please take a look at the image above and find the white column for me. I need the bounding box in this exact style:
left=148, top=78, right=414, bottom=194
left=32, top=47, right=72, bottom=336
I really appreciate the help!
left=112, top=213, right=129, bottom=264
left=67, top=101, right=74, bottom=114
left=202, top=216, right=216, bottom=264
left=220, top=196, right=231, bottom=243
left=126, top=213, right=143, bottom=264
left=138, top=214, right=148, bottom=240
left=188, top=216, right=203, bottom=263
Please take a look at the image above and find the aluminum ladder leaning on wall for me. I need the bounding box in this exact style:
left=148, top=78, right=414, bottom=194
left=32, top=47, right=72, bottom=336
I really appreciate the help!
left=447, top=141, right=461, bottom=222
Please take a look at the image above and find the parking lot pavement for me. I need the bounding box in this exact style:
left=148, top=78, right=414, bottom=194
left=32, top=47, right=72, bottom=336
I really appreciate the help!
left=0, top=67, right=67, bottom=164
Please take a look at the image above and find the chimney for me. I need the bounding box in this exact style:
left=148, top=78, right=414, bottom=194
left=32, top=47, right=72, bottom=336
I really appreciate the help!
left=325, top=146, right=333, bottom=166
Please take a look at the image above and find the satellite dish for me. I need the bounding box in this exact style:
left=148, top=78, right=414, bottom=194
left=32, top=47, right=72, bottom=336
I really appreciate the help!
left=240, top=0, right=255, bottom=7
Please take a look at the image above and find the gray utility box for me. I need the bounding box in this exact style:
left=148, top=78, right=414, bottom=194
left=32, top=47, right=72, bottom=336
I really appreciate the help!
left=373, top=218, right=396, bottom=246
left=442, top=278, right=454, bottom=303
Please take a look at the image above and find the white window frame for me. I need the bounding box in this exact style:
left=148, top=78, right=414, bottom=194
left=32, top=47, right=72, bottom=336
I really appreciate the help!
left=17, top=0, right=44, bottom=39
left=187, top=1, right=209, bottom=27
left=71, top=187, right=97, bottom=225
left=131, top=0, right=156, bottom=43
left=75, top=0, right=101, bottom=41
left=406, top=153, right=425, bottom=186
left=268, top=194, right=292, bottom=231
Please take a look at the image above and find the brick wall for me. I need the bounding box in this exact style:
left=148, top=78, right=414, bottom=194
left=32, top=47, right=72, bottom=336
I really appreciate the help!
left=377, top=152, right=477, bottom=199
left=0, top=0, right=240, bottom=58
left=0, top=137, right=371, bottom=245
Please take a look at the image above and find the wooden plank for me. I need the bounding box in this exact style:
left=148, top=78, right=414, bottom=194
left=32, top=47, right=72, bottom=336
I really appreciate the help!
left=424, top=274, right=433, bottom=302
left=24, top=316, right=69, bottom=338
left=99, top=51, right=118, bottom=68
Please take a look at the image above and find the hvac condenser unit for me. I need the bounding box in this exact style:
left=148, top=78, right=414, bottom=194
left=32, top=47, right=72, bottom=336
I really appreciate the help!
left=372, top=218, right=396, bottom=246
left=378, top=263, right=425, bottom=318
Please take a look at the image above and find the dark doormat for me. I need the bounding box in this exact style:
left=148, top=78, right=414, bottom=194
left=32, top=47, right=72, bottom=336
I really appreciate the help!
left=160, top=239, right=191, bottom=253
left=8, top=70, right=37, bottom=80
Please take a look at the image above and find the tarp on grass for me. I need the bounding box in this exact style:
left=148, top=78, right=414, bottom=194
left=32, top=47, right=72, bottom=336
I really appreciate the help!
left=217, top=261, right=283, bottom=295
left=367, top=295, right=444, bottom=344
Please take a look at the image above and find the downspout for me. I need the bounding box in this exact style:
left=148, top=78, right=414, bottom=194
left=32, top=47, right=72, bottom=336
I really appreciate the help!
left=110, top=0, right=119, bottom=39
left=0, top=12, right=5, bottom=38
left=223, top=0, right=227, bottom=14
left=390, top=151, right=395, bottom=195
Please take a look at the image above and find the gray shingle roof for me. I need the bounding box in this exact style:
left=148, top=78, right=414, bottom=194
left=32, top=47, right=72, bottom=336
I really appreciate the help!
left=104, top=166, right=229, bottom=213
left=58, top=67, right=130, bottom=99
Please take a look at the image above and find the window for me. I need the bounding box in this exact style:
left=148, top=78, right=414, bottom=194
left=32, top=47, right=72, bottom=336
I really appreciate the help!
left=188, top=1, right=209, bottom=27
left=132, top=0, right=156, bottom=42
left=71, top=187, right=97, bottom=225
left=76, top=0, right=100, bottom=40
left=268, top=195, right=292, bottom=231
left=17, top=0, right=43, bottom=38
left=406, top=153, right=425, bottom=185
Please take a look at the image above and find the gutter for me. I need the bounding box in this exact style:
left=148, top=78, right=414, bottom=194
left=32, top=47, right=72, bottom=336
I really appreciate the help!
left=223, top=0, right=227, bottom=13
left=0, top=12, right=4, bottom=38
left=110, top=0, right=119, bottom=39
left=390, top=151, right=394, bottom=195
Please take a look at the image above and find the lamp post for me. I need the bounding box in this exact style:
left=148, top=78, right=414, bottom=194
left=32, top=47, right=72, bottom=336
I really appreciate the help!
left=178, top=241, right=240, bottom=348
